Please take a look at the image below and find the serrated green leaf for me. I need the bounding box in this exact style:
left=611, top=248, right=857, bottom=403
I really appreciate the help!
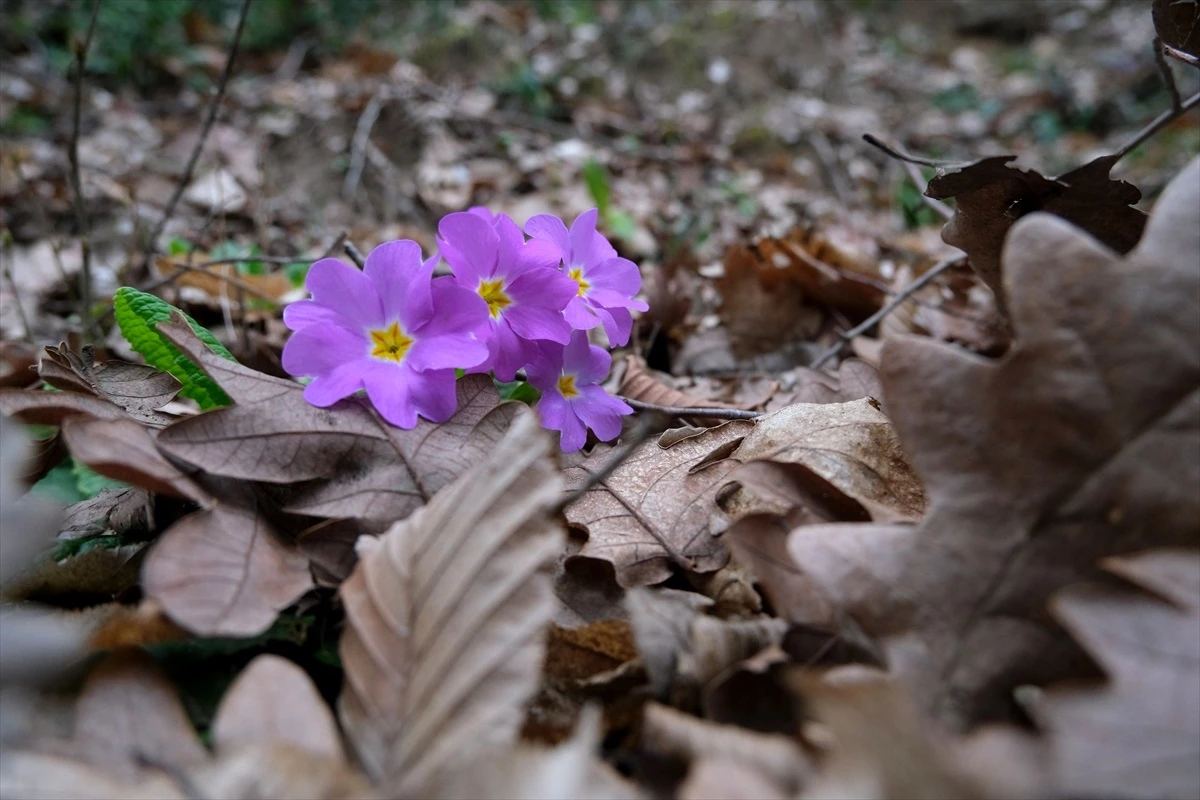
left=113, top=287, right=235, bottom=409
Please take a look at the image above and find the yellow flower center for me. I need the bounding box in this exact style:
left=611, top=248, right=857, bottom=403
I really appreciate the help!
left=368, top=321, right=414, bottom=363
left=568, top=266, right=590, bottom=297
left=478, top=279, right=512, bottom=318
left=557, top=373, right=579, bottom=399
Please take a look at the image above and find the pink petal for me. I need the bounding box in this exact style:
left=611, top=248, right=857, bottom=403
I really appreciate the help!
left=489, top=320, right=536, bottom=381
left=525, top=214, right=570, bottom=261
left=493, top=214, right=527, bottom=278
left=406, top=368, right=459, bottom=424
left=573, top=385, right=632, bottom=443
left=595, top=306, right=633, bottom=347
left=589, top=288, right=649, bottom=311
left=525, top=343, right=563, bottom=391
left=557, top=406, right=589, bottom=453
left=306, top=258, right=384, bottom=329
left=536, top=389, right=570, bottom=430
left=563, top=296, right=601, bottom=331
left=283, top=299, right=343, bottom=331
left=468, top=206, right=496, bottom=222
left=504, top=304, right=572, bottom=345
left=438, top=212, right=499, bottom=285
left=303, top=362, right=365, bottom=407
left=408, top=333, right=488, bottom=372
left=507, top=268, right=577, bottom=311
left=517, top=239, right=566, bottom=273
left=423, top=278, right=491, bottom=339
left=361, top=361, right=419, bottom=429
left=562, top=330, right=610, bottom=384
left=567, top=209, right=599, bottom=265
left=587, top=257, right=642, bottom=296
left=364, top=240, right=433, bottom=330
left=282, top=323, right=368, bottom=378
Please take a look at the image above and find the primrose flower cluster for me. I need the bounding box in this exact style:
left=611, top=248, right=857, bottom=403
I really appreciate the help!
left=282, top=208, right=647, bottom=452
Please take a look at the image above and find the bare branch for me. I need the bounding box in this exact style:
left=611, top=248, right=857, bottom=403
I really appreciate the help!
left=143, top=0, right=252, bottom=269
left=68, top=0, right=100, bottom=341
left=1112, top=90, right=1200, bottom=163
left=1154, top=38, right=1184, bottom=113
left=343, top=92, right=384, bottom=200
left=811, top=255, right=966, bottom=370
left=620, top=397, right=763, bottom=421
left=862, top=133, right=961, bottom=169
left=343, top=239, right=367, bottom=268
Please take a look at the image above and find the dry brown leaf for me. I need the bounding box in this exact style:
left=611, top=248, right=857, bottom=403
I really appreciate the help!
left=3, top=543, right=144, bottom=604
left=185, top=744, right=372, bottom=800
left=60, top=417, right=213, bottom=505
left=618, top=356, right=743, bottom=410
left=142, top=499, right=314, bottom=637
left=1032, top=549, right=1200, bottom=800
left=73, top=651, right=207, bottom=780
left=1154, top=0, right=1200, bottom=61
left=338, top=411, right=565, bottom=791
left=39, top=344, right=180, bottom=428
left=925, top=153, right=1146, bottom=314
left=0, top=388, right=128, bottom=426
left=766, top=359, right=883, bottom=411
left=788, top=157, right=1200, bottom=727
left=725, top=398, right=926, bottom=522
left=212, top=654, right=344, bottom=762
left=641, top=702, right=810, bottom=794
left=563, top=421, right=753, bottom=588
left=678, top=757, right=789, bottom=800
left=155, top=317, right=518, bottom=522
left=61, top=487, right=150, bottom=541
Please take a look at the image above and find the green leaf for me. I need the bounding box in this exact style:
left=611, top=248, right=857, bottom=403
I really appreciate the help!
left=582, top=159, right=611, bottom=217
left=495, top=378, right=541, bottom=405
left=32, top=460, right=86, bottom=505
left=112, top=287, right=235, bottom=410
left=71, top=458, right=127, bottom=498
left=285, top=261, right=310, bottom=287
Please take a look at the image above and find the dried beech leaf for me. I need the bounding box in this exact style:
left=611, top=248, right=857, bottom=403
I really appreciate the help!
left=1033, top=550, right=1200, bottom=800
left=156, top=318, right=517, bottom=522
left=60, top=417, right=213, bottom=505
left=564, top=421, right=754, bottom=588
left=642, top=702, right=810, bottom=793
left=212, top=654, right=344, bottom=762
left=789, top=157, right=1200, bottom=727
left=926, top=153, right=1146, bottom=313
left=61, top=487, right=150, bottom=540
left=729, top=398, right=926, bottom=521
left=142, top=502, right=313, bottom=637
left=0, top=389, right=128, bottom=426
left=338, top=411, right=565, bottom=790
left=39, top=344, right=180, bottom=428
left=74, top=651, right=207, bottom=780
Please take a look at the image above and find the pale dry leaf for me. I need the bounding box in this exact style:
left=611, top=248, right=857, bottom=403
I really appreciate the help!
left=788, top=157, right=1200, bottom=727
left=618, top=356, right=743, bottom=410
left=0, top=417, right=60, bottom=584
left=212, top=654, right=344, bottom=762
left=1032, top=549, right=1200, bottom=800
left=141, top=500, right=313, bottom=637
left=155, top=317, right=518, bottom=522
left=73, top=651, right=207, bottom=781
left=642, top=702, right=810, bottom=794
left=0, top=750, right=185, bottom=800
left=727, top=398, right=926, bottom=522
left=338, top=411, right=566, bottom=791
left=39, top=344, right=180, bottom=428
left=185, top=744, right=372, bottom=800
left=0, top=388, right=128, bottom=426
left=766, top=359, right=883, bottom=412
left=563, top=421, right=754, bottom=588
left=678, top=757, right=790, bottom=800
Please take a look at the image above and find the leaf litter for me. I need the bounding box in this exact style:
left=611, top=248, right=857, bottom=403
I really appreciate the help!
left=1, top=3, right=1198, bottom=798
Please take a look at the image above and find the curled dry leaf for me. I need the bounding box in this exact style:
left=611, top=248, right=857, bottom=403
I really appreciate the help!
left=338, top=411, right=566, bottom=791
left=925, top=153, right=1146, bottom=314
left=1032, top=550, right=1200, bottom=800
left=39, top=344, right=180, bottom=428
left=641, top=702, right=810, bottom=794
left=212, top=654, right=345, bottom=762
left=724, top=398, right=926, bottom=522
left=618, top=356, right=743, bottom=411
left=789, top=157, right=1200, bottom=727
left=564, top=421, right=754, bottom=588
left=141, top=498, right=314, bottom=637
left=155, top=317, right=518, bottom=522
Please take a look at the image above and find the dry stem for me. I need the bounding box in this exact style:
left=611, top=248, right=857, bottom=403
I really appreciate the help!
left=68, top=0, right=100, bottom=341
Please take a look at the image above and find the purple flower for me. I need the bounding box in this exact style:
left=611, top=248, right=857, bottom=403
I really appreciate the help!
left=525, top=208, right=648, bottom=347
left=282, top=240, right=489, bottom=429
left=437, top=211, right=577, bottom=381
left=527, top=331, right=633, bottom=453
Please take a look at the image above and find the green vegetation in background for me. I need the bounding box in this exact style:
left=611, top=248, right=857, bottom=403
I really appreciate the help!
left=582, top=159, right=637, bottom=242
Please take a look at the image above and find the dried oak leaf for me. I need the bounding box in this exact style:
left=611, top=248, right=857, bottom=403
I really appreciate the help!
left=39, top=344, right=180, bottom=428
left=788, top=157, right=1200, bottom=728
left=1154, top=0, right=1200, bottom=61
left=1032, top=550, right=1200, bottom=800
left=926, top=153, right=1147, bottom=314
left=563, top=420, right=754, bottom=588
left=338, top=411, right=565, bottom=792
left=154, top=316, right=517, bottom=522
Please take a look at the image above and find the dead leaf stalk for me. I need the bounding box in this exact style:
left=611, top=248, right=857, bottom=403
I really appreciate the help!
left=68, top=0, right=100, bottom=342
left=620, top=397, right=764, bottom=421
left=142, top=0, right=251, bottom=271
left=1163, top=41, right=1200, bottom=68
left=1112, top=89, right=1200, bottom=162
left=811, top=255, right=965, bottom=369
left=343, top=92, right=384, bottom=200
left=862, top=133, right=963, bottom=168
left=343, top=239, right=367, bottom=268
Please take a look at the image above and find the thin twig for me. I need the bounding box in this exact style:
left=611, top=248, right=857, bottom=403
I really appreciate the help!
left=142, top=0, right=251, bottom=269
left=1163, top=42, right=1200, bottom=69
left=862, top=133, right=961, bottom=169
left=1154, top=38, right=1183, bottom=113
left=68, top=0, right=100, bottom=341
left=343, top=92, right=384, bottom=200
left=344, top=239, right=366, bottom=268
left=811, top=255, right=966, bottom=370
left=619, top=397, right=763, bottom=420
left=810, top=131, right=853, bottom=205
left=551, top=416, right=660, bottom=515
left=2, top=236, right=33, bottom=342
left=901, top=160, right=953, bottom=221
left=321, top=230, right=348, bottom=260
left=154, top=254, right=306, bottom=269
left=1112, top=90, right=1200, bottom=163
